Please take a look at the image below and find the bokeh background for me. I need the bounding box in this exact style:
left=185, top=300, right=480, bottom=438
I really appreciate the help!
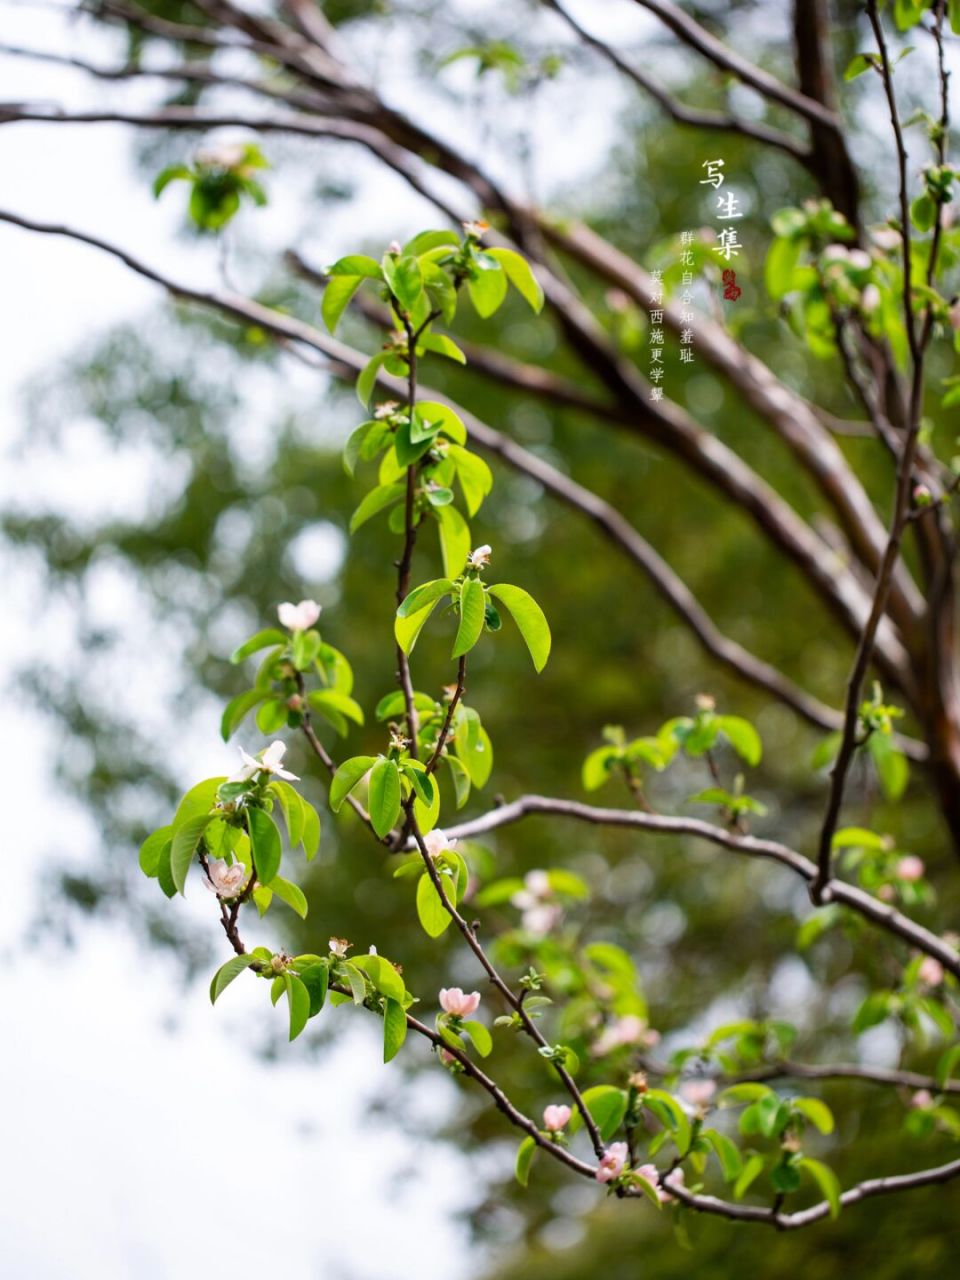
left=1, top=1, right=959, bottom=1276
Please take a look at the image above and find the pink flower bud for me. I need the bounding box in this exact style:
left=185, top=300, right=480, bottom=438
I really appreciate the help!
left=543, top=1104, right=572, bottom=1132
left=918, top=957, right=944, bottom=987
left=422, top=829, right=458, bottom=859
left=660, top=1167, right=685, bottom=1203
left=595, top=1142, right=629, bottom=1183
left=913, top=484, right=932, bottom=506
left=911, top=1089, right=934, bottom=1109
left=278, top=599, right=321, bottom=632
left=897, top=855, right=925, bottom=882
left=439, top=987, right=481, bottom=1017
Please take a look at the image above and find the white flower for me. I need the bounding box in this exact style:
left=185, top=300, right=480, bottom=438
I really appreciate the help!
left=196, top=142, right=247, bottom=170
left=463, top=219, right=489, bottom=239
left=847, top=249, right=871, bottom=271
left=277, top=599, right=321, bottom=632
left=861, top=284, right=882, bottom=313
left=682, top=1079, right=717, bottom=1109
left=467, top=544, right=492, bottom=569
left=524, top=869, right=551, bottom=898
left=522, top=903, right=562, bottom=938
left=329, top=937, right=351, bottom=957
left=374, top=400, right=400, bottom=419
left=387, top=239, right=402, bottom=255
left=423, top=828, right=458, bottom=858
left=203, top=858, right=249, bottom=899
left=230, top=739, right=300, bottom=783
left=870, top=226, right=901, bottom=251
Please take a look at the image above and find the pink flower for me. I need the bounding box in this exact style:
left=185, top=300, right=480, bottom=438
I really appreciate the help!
left=203, top=857, right=249, bottom=899
left=591, top=1014, right=655, bottom=1056
left=635, top=1163, right=661, bottom=1195
left=897, top=855, right=925, bottom=882
left=439, top=1048, right=457, bottom=1066
left=439, top=987, right=481, bottom=1017
left=918, top=957, right=944, bottom=987
left=912, top=1089, right=934, bottom=1109
left=543, top=1104, right=572, bottom=1132
left=423, top=828, right=458, bottom=859
left=595, top=1142, right=629, bottom=1183
left=467, top=544, right=492, bottom=568
left=277, top=599, right=321, bottom=632
left=660, top=1168, right=685, bottom=1203
left=682, top=1079, right=717, bottom=1108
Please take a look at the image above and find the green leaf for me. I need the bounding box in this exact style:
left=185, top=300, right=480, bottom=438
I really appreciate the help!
left=170, top=815, right=213, bottom=896
left=172, top=776, right=226, bottom=829
left=910, top=192, right=937, bottom=233
left=868, top=733, right=909, bottom=801
left=395, top=600, right=441, bottom=655
left=487, top=247, right=544, bottom=312
left=631, top=1169, right=663, bottom=1208
left=343, top=420, right=375, bottom=476
left=270, top=779, right=305, bottom=848
left=448, top=445, right=493, bottom=516
left=349, top=481, right=406, bottom=534
left=843, top=52, right=876, bottom=80
left=718, top=1082, right=773, bottom=1107
left=322, top=274, right=364, bottom=334
left=153, top=164, right=191, bottom=197
left=330, top=752, right=378, bottom=814
left=220, top=688, right=266, bottom=741
left=139, top=826, right=172, bottom=878
left=383, top=253, right=423, bottom=314
left=342, top=961, right=367, bottom=1005
left=230, top=628, right=290, bottom=665
left=569, top=1085, right=628, bottom=1141
left=702, top=1129, right=743, bottom=1182
left=462, top=1019, right=493, bottom=1057
left=398, top=578, right=455, bottom=618
left=800, top=1157, right=842, bottom=1219
left=716, top=715, right=762, bottom=766
left=308, top=689, right=365, bottom=734
left=436, top=504, right=471, bottom=577
left=765, top=236, right=803, bottom=300
left=515, top=1135, right=537, bottom=1186
left=454, top=716, right=493, bottom=788
left=453, top=578, right=486, bottom=658
left=414, top=401, right=467, bottom=444
left=368, top=757, right=401, bottom=838
left=301, top=801, right=321, bottom=861
left=937, top=1043, right=960, bottom=1088
left=487, top=584, right=551, bottom=671
left=383, top=998, right=408, bottom=1062
left=734, top=1153, right=765, bottom=1200
left=327, top=254, right=384, bottom=279
left=248, top=806, right=282, bottom=885
left=951, top=0, right=960, bottom=35
left=793, top=1097, right=834, bottom=1135
left=404, top=229, right=460, bottom=255
left=356, top=351, right=389, bottom=407
left=416, top=871, right=453, bottom=937
left=285, top=973, right=311, bottom=1041
left=404, top=765, right=436, bottom=809
left=156, top=840, right=177, bottom=898
left=270, top=875, right=308, bottom=919
left=419, top=333, right=467, bottom=364
left=582, top=746, right=620, bottom=791
left=468, top=263, right=508, bottom=317
left=209, top=953, right=258, bottom=1004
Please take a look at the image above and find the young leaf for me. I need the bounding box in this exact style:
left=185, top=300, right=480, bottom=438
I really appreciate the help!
left=352, top=953, right=407, bottom=1002
left=220, top=689, right=266, bottom=740
left=271, top=875, right=308, bottom=919
left=800, top=1157, right=842, bottom=1219
left=383, top=997, right=408, bottom=1062
left=356, top=351, right=389, bottom=407
left=416, top=871, right=453, bottom=937
left=248, top=806, right=282, bottom=885
left=462, top=1019, right=493, bottom=1057
left=299, top=961, right=329, bottom=1015
left=368, top=757, right=401, bottom=838
left=413, top=401, right=467, bottom=444
left=568, top=1085, right=628, bottom=1141
left=468, top=264, right=508, bottom=317
left=329, top=755, right=377, bottom=812
left=301, top=801, right=321, bottom=861
left=170, top=815, right=213, bottom=896
left=398, top=578, right=455, bottom=618
left=515, top=1135, right=537, bottom=1186
left=327, top=254, right=384, bottom=279
left=349, top=481, right=405, bottom=534
left=322, top=275, right=364, bottom=334
left=139, top=826, right=172, bottom=878
left=793, top=1097, right=834, bottom=1135
left=210, top=953, right=258, bottom=1004
left=285, top=972, right=311, bottom=1041
left=716, top=715, right=762, bottom=766
left=734, top=1153, right=765, bottom=1200
left=487, top=584, right=551, bottom=671
left=395, top=600, right=441, bottom=655
left=271, top=779, right=305, bottom=848
left=487, top=247, right=544, bottom=312
left=436, top=504, right=471, bottom=577
left=404, top=765, right=436, bottom=809
left=453, top=578, right=486, bottom=657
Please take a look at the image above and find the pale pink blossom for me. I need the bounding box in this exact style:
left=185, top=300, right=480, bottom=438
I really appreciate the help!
left=467, top=544, right=492, bottom=568
left=870, top=226, right=901, bottom=251
left=918, top=957, right=944, bottom=987
left=203, top=857, right=249, bottom=899
left=682, top=1079, right=717, bottom=1108
left=328, top=937, right=351, bottom=957
left=196, top=142, right=247, bottom=170
left=439, top=1048, right=457, bottom=1066
left=847, top=249, right=871, bottom=270
left=596, top=1142, right=629, bottom=1183
left=591, top=1014, right=655, bottom=1056
left=912, top=1089, right=934, bottom=1109
left=525, top=869, right=551, bottom=898
left=635, top=1163, right=661, bottom=1195
left=439, top=987, right=481, bottom=1017
left=423, top=828, right=458, bottom=859
left=861, top=284, right=881, bottom=313
left=897, top=855, right=925, bottom=882
left=278, top=599, right=320, bottom=632
left=387, top=239, right=402, bottom=255
left=660, top=1168, right=685, bottom=1203
left=230, top=739, right=299, bottom=783
left=543, top=1104, right=572, bottom=1132
left=522, top=903, right=563, bottom=938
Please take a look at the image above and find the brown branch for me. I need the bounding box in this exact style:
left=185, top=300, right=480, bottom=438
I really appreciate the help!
left=542, top=0, right=810, bottom=163
left=435, top=795, right=960, bottom=978
left=630, top=0, right=842, bottom=130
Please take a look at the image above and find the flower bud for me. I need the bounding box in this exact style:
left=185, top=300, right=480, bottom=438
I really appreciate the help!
left=897, top=855, right=925, bottom=882
left=543, top=1104, right=572, bottom=1132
